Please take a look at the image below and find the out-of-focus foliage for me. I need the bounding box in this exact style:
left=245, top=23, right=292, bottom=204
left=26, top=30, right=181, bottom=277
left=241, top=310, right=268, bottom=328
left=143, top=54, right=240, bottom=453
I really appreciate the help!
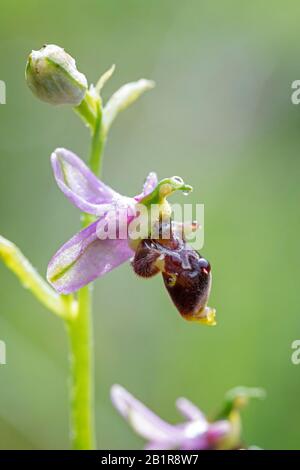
left=0, top=0, right=299, bottom=449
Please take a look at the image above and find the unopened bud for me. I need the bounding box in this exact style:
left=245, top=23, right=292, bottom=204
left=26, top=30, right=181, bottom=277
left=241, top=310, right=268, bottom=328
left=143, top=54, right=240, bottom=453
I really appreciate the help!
left=25, top=44, right=88, bottom=105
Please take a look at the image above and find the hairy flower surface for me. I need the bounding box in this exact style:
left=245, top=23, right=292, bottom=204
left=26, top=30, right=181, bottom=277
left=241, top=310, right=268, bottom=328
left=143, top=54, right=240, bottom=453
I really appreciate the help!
left=47, top=148, right=215, bottom=323
left=111, top=385, right=264, bottom=450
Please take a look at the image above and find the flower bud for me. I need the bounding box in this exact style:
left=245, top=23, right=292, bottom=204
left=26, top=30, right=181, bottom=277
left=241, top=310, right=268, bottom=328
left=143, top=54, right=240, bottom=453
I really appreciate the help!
left=25, top=44, right=88, bottom=105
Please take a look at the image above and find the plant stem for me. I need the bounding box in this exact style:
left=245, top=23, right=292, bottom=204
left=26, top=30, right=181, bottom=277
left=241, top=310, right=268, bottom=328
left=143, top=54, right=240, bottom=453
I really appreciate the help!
left=89, top=100, right=104, bottom=175
left=67, top=98, right=104, bottom=450
left=67, top=286, right=95, bottom=449
left=74, top=90, right=96, bottom=130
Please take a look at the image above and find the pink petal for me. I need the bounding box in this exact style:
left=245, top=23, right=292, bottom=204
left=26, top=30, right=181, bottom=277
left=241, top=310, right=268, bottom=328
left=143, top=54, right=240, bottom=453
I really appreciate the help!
left=135, top=171, right=158, bottom=202
left=47, top=219, right=133, bottom=294
left=111, top=385, right=181, bottom=444
left=176, top=397, right=207, bottom=422
left=51, top=148, right=119, bottom=215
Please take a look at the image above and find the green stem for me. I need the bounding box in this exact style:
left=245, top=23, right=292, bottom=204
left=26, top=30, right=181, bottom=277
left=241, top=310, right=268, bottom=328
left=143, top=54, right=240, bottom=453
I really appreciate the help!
left=89, top=100, right=104, bottom=175
left=68, top=97, right=104, bottom=450
left=74, top=90, right=96, bottom=130
left=67, top=286, right=95, bottom=449
left=81, top=99, right=104, bottom=227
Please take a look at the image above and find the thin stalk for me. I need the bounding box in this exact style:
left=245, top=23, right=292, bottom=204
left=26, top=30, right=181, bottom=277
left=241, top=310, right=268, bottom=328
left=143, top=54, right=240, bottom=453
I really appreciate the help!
left=67, top=286, right=95, bottom=449
left=67, top=98, right=104, bottom=450
left=74, top=90, right=96, bottom=130
left=89, top=100, right=104, bottom=175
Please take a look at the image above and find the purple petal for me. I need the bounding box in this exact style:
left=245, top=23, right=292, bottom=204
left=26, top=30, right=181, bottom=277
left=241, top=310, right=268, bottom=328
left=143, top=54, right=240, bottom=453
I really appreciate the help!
left=51, top=148, right=119, bottom=214
left=176, top=397, right=207, bottom=422
left=145, top=441, right=175, bottom=451
left=180, top=435, right=208, bottom=450
left=180, top=420, right=230, bottom=450
left=111, top=385, right=182, bottom=445
left=143, top=172, right=158, bottom=196
left=135, top=172, right=158, bottom=202
left=206, top=420, right=231, bottom=443
left=47, top=219, right=133, bottom=294
left=178, top=418, right=209, bottom=450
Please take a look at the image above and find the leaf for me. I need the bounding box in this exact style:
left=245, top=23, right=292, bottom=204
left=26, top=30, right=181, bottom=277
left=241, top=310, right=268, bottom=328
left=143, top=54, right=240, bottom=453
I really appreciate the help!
left=103, top=79, right=155, bottom=133
left=95, top=64, right=116, bottom=93
left=0, top=234, right=75, bottom=319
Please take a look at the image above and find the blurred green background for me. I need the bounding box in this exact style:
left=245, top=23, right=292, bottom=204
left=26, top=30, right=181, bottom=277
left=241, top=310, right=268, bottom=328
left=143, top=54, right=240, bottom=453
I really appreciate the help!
left=0, top=0, right=299, bottom=450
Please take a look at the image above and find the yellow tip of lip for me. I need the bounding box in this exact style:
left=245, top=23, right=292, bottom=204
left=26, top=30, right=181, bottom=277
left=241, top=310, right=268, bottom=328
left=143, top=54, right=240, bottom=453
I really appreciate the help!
left=194, top=307, right=217, bottom=326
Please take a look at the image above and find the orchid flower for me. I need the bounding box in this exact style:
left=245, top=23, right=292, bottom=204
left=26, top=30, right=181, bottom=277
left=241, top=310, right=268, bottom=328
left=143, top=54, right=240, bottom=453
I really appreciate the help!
left=47, top=148, right=216, bottom=324
left=111, top=385, right=265, bottom=450
left=47, top=147, right=156, bottom=293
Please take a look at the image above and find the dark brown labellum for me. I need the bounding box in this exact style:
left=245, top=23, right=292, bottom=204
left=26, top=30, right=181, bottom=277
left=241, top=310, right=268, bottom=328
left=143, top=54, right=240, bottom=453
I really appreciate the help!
left=131, top=239, right=161, bottom=278
left=131, top=222, right=212, bottom=320
left=162, top=250, right=211, bottom=320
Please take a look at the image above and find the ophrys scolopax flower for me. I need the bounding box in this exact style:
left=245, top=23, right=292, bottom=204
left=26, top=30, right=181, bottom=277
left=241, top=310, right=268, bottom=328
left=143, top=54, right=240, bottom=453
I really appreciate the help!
left=111, top=385, right=265, bottom=450
left=47, top=148, right=215, bottom=324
